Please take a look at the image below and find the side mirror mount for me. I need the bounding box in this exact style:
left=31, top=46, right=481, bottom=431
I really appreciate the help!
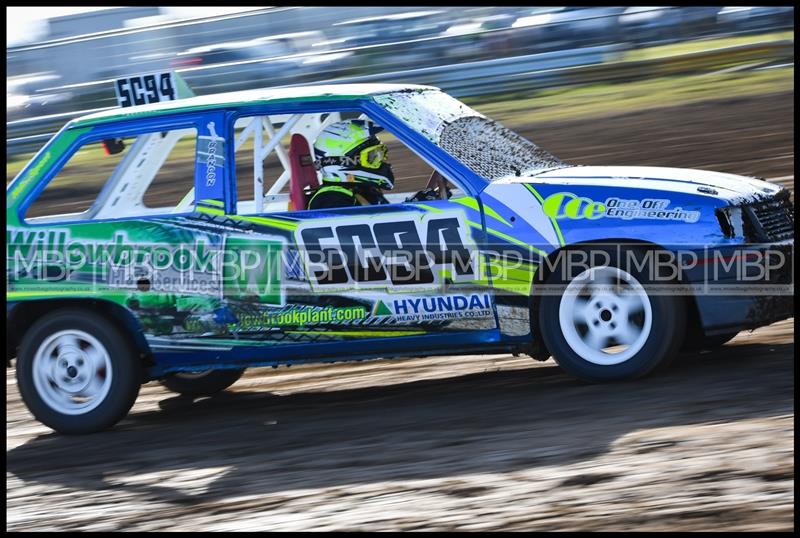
left=102, top=138, right=126, bottom=155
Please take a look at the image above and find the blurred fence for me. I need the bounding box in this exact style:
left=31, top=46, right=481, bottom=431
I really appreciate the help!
left=296, top=40, right=793, bottom=95
left=6, top=38, right=794, bottom=157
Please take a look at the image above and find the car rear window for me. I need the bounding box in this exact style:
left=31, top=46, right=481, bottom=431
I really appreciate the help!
left=24, top=127, right=197, bottom=223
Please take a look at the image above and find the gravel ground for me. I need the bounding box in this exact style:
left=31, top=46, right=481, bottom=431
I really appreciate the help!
left=6, top=319, right=794, bottom=531
left=6, top=93, right=794, bottom=531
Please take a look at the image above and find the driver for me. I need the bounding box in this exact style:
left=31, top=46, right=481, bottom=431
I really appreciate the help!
left=308, top=119, right=393, bottom=210
left=309, top=119, right=449, bottom=210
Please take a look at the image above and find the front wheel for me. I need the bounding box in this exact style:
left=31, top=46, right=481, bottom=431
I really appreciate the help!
left=538, top=247, right=686, bottom=382
left=160, top=368, right=244, bottom=396
left=16, top=309, right=142, bottom=434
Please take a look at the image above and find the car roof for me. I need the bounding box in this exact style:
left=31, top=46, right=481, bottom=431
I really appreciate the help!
left=70, top=83, right=437, bottom=128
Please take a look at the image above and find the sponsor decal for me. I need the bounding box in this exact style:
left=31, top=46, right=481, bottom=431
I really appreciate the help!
left=372, top=292, right=493, bottom=322
left=371, top=300, right=393, bottom=317
left=221, top=235, right=284, bottom=306
left=604, top=197, right=701, bottom=223
left=203, top=121, right=220, bottom=187
left=296, top=211, right=479, bottom=290
left=543, top=192, right=606, bottom=220
left=229, top=305, right=368, bottom=331
left=9, top=151, right=53, bottom=201
left=196, top=121, right=226, bottom=200
left=6, top=228, right=284, bottom=305
left=8, top=229, right=218, bottom=273
left=542, top=192, right=701, bottom=223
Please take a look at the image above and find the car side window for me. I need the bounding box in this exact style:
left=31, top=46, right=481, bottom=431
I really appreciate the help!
left=24, top=127, right=197, bottom=224
left=233, top=110, right=467, bottom=216
left=233, top=115, right=289, bottom=213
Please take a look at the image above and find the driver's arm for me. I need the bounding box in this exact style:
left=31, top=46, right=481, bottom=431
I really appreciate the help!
left=405, top=188, right=441, bottom=203
left=406, top=171, right=451, bottom=202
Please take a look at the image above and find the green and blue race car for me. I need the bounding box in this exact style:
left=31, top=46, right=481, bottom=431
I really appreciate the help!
left=6, top=82, right=794, bottom=433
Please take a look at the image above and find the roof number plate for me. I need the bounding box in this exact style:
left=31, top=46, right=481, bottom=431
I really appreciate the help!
left=114, top=72, right=177, bottom=108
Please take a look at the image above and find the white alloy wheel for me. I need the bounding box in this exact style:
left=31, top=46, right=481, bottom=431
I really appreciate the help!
left=18, top=309, right=142, bottom=434
left=558, top=266, right=653, bottom=366
left=32, top=329, right=113, bottom=415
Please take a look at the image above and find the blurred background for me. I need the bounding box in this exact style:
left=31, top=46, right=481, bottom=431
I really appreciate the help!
left=6, top=5, right=794, bottom=159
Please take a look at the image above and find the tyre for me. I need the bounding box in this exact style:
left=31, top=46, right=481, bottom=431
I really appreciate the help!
left=16, top=309, right=142, bottom=434
left=538, top=246, right=686, bottom=382
left=160, top=368, right=244, bottom=396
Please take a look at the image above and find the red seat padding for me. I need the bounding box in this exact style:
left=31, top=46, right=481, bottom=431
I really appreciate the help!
left=288, top=134, right=319, bottom=211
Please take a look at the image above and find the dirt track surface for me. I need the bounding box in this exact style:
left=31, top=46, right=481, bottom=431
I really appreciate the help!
left=7, top=94, right=794, bottom=531
left=6, top=319, right=795, bottom=531
left=526, top=91, right=794, bottom=182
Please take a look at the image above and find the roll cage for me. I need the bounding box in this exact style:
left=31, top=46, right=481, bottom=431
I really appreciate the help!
left=9, top=94, right=493, bottom=226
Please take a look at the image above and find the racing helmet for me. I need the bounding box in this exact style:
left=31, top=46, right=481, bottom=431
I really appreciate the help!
left=313, top=119, right=394, bottom=190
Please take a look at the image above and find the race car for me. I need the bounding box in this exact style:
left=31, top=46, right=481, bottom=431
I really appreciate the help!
left=6, top=81, right=794, bottom=434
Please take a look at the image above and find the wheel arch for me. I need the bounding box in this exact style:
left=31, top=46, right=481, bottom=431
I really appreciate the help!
left=528, top=238, right=702, bottom=354
left=7, top=299, right=153, bottom=366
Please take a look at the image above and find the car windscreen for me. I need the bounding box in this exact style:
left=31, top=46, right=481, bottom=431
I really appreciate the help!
left=375, top=89, right=568, bottom=180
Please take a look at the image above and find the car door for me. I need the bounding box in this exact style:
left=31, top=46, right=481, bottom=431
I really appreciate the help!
left=222, top=199, right=500, bottom=358
left=219, top=111, right=501, bottom=362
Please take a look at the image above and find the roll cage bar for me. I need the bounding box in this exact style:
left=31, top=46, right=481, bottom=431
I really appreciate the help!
left=12, top=93, right=490, bottom=225
left=175, top=111, right=349, bottom=215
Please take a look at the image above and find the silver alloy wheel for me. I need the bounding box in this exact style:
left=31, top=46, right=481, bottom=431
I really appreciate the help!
left=558, top=266, right=653, bottom=366
left=31, top=330, right=113, bottom=415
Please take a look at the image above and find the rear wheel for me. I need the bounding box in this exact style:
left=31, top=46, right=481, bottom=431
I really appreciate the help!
left=538, top=246, right=686, bottom=382
left=160, top=368, right=244, bottom=396
left=16, top=309, right=142, bottom=434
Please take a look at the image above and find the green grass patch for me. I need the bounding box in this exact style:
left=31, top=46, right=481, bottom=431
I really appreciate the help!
left=621, top=30, right=794, bottom=62
left=468, top=66, right=793, bottom=125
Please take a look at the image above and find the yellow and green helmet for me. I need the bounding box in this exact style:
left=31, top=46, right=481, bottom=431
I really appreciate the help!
left=313, top=119, right=394, bottom=190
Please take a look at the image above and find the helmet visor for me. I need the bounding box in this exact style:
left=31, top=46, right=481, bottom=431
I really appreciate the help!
left=359, top=144, right=389, bottom=169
